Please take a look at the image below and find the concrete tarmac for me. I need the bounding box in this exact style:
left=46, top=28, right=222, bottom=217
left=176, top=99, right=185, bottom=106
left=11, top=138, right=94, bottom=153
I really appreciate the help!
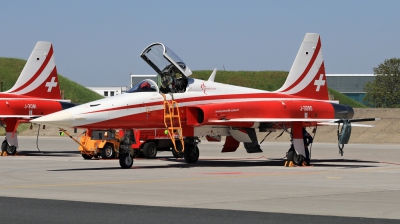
left=1, top=136, right=399, bottom=222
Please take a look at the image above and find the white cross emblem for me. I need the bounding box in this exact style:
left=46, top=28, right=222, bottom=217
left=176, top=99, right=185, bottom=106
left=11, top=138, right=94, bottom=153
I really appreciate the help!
left=314, top=74, right=325, bottom=92
left=45, top=77, right=57, bottom=92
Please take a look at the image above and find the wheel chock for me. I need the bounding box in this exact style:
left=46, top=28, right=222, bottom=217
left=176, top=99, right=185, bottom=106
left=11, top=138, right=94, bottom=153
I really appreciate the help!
left=301, top=161, right=312, bottom=167
left=284, top=161, right=294, bottom=167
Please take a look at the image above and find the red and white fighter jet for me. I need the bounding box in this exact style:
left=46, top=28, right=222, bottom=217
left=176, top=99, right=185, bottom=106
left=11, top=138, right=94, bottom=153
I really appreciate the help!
left=1, top=41, right=75, bottom=155
left=32, top=33, right=377, bottom=168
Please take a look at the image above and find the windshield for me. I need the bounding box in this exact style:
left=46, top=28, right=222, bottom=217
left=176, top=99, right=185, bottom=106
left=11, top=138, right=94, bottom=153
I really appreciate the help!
left=126, top=79, right=158, bottom=93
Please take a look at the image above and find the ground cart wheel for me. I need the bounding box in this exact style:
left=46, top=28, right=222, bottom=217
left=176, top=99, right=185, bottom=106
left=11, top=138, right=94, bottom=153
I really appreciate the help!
left=101, top=143, right=116, bottom=159
left=143, top=142, right=157, bottom=159
left=81, top=153, right=93, bottom=160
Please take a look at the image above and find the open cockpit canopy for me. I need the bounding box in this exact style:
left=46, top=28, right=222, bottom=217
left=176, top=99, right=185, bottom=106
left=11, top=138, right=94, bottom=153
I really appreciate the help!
left=140, top=43, right=191, bottom=94
left=140, top=43, right=192, bottom=78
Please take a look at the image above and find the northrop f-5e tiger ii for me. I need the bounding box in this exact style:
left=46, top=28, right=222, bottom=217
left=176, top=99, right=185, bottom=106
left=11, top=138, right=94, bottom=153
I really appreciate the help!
left=32, top=33, right=378, bottom=168
left=1, top=42, right=75, bottom=155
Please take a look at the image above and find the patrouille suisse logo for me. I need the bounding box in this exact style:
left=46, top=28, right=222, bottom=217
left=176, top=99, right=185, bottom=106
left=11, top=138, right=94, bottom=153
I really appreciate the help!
left=200, top=82, right=216, bottom=95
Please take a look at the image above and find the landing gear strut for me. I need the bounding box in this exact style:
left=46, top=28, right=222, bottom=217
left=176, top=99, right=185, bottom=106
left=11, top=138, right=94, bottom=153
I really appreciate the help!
left=119, top=129, right=135, bottom=169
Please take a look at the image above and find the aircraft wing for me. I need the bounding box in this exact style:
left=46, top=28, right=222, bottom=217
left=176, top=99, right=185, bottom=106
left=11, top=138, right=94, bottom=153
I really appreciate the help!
left=208, top=118, right=379, bottom=127
left=208, top=118, right=340, bottom=123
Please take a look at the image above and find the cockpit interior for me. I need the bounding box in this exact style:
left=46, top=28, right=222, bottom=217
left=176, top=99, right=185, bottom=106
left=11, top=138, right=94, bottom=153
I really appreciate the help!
left=126, top=79, right=158, bottom=93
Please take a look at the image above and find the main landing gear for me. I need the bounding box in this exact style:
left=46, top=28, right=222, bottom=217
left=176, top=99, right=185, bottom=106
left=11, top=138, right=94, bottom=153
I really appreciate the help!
left=171, top=138, right=200, bottom=162
left=183, top=142, right=199, bottom=163
left=1, top=140, right=17, bottom=155
left=286, top=145, right=304, bottom=166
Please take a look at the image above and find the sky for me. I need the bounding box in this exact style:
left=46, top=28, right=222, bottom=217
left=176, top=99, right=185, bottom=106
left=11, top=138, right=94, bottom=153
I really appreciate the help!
left=1, top=0, right=399, bottom=87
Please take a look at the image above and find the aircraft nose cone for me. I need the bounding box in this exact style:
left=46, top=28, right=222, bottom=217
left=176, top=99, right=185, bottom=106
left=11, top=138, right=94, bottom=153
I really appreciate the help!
left=31, top=110, right=74, bottom=127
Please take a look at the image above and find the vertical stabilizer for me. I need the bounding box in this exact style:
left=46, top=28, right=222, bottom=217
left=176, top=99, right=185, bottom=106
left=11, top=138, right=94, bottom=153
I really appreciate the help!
left=6, top=41, right=62, bottom=99
left=275, top=33, right=329, bottom=100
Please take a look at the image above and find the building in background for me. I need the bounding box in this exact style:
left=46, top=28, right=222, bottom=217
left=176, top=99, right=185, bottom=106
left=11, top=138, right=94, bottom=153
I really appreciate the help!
left=130, top=74, right=159, bottom=88
left=86, top=74, right=158, bottom=97
left=86, top=86, right=128, bottom=97
left=326, top=74, right=375, bottom=103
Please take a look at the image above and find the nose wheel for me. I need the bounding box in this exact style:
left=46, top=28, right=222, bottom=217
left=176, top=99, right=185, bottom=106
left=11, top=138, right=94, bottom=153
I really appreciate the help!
left=119, top=153, right=134, bottom=169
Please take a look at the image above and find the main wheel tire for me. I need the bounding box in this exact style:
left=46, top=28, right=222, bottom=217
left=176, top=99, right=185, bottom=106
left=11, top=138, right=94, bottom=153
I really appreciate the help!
left=101, top=143, right=116, bottom=159
left=286, top=150, right=295, bottom=162
left=143, top=142, right=157, bottom=159
left=119, top=153, right=133, bottom=169
left=293, top=153, right=304, bottom=166
left=1, top=140, right=8, bottom=152
left=184, top=144, right=199, bottom=163
left=6, top=146, right=17, bottom=155
left=2, top=140, right=17, bottom=155
left=81, top=153, right=93, bottom=160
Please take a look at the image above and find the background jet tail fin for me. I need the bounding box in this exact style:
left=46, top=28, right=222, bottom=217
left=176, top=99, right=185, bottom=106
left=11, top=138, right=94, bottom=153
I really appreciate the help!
left=5, top=41, right=62, bottom=99
left=275, top=33, right=329, bottom=101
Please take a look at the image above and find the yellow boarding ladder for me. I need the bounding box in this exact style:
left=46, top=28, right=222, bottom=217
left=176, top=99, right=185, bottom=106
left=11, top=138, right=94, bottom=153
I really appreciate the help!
left=162, top=94, right=184, bottom=153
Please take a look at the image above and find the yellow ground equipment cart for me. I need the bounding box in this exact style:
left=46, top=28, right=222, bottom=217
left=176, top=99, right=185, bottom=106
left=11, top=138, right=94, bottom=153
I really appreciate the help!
left=78, top=130, right=121, bottom=159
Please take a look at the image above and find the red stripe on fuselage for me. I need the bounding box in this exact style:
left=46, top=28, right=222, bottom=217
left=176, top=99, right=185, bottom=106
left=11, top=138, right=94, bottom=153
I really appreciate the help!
left=81, top=92, right=305, bottom=115
left=0, top=99, right=63, bottom=117
left=280, top=37, right=321, bottom=92
left=9, top=45, right=54, bottom=93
